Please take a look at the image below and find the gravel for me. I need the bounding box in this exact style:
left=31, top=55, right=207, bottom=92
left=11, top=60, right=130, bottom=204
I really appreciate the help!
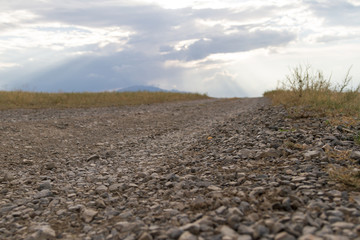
left=1, top=97, right=360, bottom=239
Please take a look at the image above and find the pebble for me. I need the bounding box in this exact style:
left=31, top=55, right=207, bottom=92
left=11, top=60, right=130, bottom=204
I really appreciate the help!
left=81, top=208, right=98, bottom=223
left=178, top=231, right=197, bottom=240
left=275, top=232, right=296, bottom=240
left=34, top=189, right=52, bottom=199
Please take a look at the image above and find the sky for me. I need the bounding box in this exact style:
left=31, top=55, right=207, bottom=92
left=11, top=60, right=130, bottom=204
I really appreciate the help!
left=0, top=0, right=359, bottom=97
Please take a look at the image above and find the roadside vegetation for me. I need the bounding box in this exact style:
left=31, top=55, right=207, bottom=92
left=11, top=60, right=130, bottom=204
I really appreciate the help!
left=0, top=91, right=209, bottom=110
left=264, top=64, right=360, bottom=117
left=264, top=64, right=360, bottom=189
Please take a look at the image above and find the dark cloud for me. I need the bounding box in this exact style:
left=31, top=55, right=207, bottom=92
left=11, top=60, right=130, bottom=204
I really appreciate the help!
left=25, top=51, right=184, bottom=92
left=305, top=0, right=360, bottom=26
left=167, top=30, right=295, bottom=61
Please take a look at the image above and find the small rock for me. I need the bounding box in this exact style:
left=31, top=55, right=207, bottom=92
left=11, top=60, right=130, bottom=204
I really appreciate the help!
left=30, top=225, right=56, bottom=240
left=249, top=187, right=265, bottom=198
left=95, top=199, right=106, bottom=208
left=238, top=224, right=254, bottom=235
left=138, top=232, right=153, bottom=240
left=217, top=225, right=239, bottom=238
left=167, top=228, right=183, bottom=239
left=259, top=148, right=281, bottom=158
left=304, top=150, right=321, bottom=159
left=253, top=224, right=269, bottom=239
left=275, top=231, right=296, bottom=240
left=115, top=221, right=139, bottom=232
left=38, top=181, right=52, bottom=190
left=81, top=208, right=98, bottom=223
left=22, top=159, right=34, bottom=165
left=350, top=151, right=360, bottom=160
left=34, top=189, right=52, bottom=199
left=181, top=223, right=200, bottom=235
left=191, top=196, right=208, bottom=209
left=215, top=206, right=227, bottom=215
left=327, top=190, right=342, bottom=198
left=87, top=154, right=100, bottom=161
left=95, top=185, right=108, bottom=194
left=331, top=222, right=354, bottom=229
left=299, top=234, right=323, bottom=240
left=208, top=185, right=221, bottom=191
left=45, top=162, right=56, bottom=170
left=237, top=235, right=252, bottom=240
left=178, top=231, right=197, bottom=240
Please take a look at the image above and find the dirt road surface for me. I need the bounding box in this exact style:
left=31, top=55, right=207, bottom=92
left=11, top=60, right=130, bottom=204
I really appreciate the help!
left=1, top=98, right=359, bottom=240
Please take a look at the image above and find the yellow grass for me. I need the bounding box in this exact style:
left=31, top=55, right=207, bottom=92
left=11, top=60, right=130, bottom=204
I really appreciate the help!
left=264, top=64, right=360, bottom=118
left=0, top=91, right=209, bottom=110
left=264, top=89, right=360, bottom=118
left=328, top=165, right=360, bottom=190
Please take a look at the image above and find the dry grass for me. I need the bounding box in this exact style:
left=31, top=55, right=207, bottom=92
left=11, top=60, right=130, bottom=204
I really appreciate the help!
left=264, top=64, right=360, bottom=189
left=328, top=165, right=360, bottom=190
left=0, top=91, right=209, bottom=110
left=264, top=64, right=360, bottom=118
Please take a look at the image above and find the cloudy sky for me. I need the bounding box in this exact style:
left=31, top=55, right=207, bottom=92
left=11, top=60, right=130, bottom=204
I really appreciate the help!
left=0, top=0, right=359, bottom=97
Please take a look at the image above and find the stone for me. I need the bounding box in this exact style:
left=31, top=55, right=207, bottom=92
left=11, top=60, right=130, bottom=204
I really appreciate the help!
left=304, top=150, right=321, bottom=159
left=302, top=226, right=317, bottom=235
left=81, top=208, right=98, bottom=223
left=299, top=234, right=323, bottom=240
left=167, top=228, right=183, bottom=239
left=215, top=206, right=227, bottom=214
left=331, top=222, right=354, bottom=229
left=181, top=223, right=200, bottom=235
left=208, top=185, right=221, bottom=191
left=259, top=148, right=281, bottom=158
left=350, top=151, right=360, bottom=160
left=275, top=232, right=296, bottom=240
left=34, top=189, right=52, bottom=199
left=237, top=235, right=252, bottom=240
left=38, top=181, right=52, bottom=190
left=238, top=224, right=254, bottom=235
left=249, top=187, right=265, bottom=198
left=327, top=190, right=342, bottom=198
left=31, top=225, right=56, bottom=240
left=253, top=224, right=269, bottom=239
left=115, top=221, right=139, bottom=232
left=217, top=225, right=239, bottom=238
left=87, top=154, right=100, bottom=161
left=138, top=232, right=153, bottom=240
left=45, top=162, right=56, bottom=170
left=95, top=185, right=108, bottom=194
left=178, top=231, right=197, bottom=240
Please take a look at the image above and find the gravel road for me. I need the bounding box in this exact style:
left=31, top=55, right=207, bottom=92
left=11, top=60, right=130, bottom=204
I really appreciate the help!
left=1, top=98, right=360, bottom=240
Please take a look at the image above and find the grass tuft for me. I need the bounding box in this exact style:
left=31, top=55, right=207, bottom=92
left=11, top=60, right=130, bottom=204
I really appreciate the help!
left=328, top=165, right=360, bottom=190
left=264, top=64, right=360, bottom=118
left=0, top=91, right=209, bottom=110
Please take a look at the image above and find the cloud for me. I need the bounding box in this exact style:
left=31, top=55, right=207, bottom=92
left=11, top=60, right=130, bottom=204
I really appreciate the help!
left=0, top=62, right=21, bottom=71
left=3, top=0, right=358, bottom=97
left=167, top=29, right=295, bottom=61
left=201, top=71, right=247, bottom=97
left=21, top=50, right=185, bottom=92
left=305, top=0, right=360, bottom=26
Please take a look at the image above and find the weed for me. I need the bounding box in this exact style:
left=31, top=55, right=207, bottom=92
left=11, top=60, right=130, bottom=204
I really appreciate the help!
left=264, top=64, right=360, bottom=118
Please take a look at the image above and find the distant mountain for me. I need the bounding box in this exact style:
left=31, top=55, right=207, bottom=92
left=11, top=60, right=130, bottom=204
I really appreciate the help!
left=116, top=85, right=182, bottom=93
